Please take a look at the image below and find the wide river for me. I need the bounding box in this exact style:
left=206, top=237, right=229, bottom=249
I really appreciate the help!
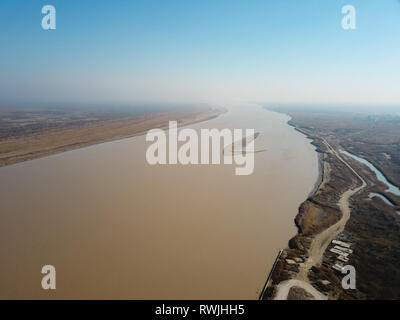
left=0, top=103, right=318, bottom=299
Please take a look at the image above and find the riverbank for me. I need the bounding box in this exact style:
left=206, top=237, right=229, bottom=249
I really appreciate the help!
left=295, top=127, right=324, bottom=199
left=261, top=115, right=363, bottom=300
left=0, top=106, right=225, bottom=168
left=262, top=107, right=400, bottom=299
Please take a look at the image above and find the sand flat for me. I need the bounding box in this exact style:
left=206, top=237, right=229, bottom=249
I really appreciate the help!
left=0, top=107, right=222, bottom=168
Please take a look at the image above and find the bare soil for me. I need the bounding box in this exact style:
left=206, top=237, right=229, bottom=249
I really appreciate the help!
left=0, top=106, right=224, bottom=167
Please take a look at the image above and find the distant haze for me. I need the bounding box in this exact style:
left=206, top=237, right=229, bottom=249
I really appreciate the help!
left=0, top=0, right=399, bottom=107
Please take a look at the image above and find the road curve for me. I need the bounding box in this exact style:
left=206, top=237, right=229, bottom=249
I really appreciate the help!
left=274, top=138, right=367, bottom=300
left=274, top=280, right=328, bottom=300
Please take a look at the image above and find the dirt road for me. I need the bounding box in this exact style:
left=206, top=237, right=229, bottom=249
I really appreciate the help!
left=274, top=279, right=328, bottom=300
left=274, top=138, right=367, bottom=300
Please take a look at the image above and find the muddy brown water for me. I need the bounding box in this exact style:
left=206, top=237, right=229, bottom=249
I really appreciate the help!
left=0, top=104, right=318, bottom=299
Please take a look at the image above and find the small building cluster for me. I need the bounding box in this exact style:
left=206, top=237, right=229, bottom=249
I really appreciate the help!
left=285, top=256, right=305, bottom=267
left=329, top=239, right=353, bottom=272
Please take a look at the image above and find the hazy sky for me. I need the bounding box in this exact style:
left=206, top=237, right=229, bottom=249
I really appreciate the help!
left=1, top=0, right=399, bottom=106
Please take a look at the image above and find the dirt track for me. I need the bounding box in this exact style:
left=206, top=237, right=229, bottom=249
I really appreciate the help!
left=274, top=279, right=328, bottom=300
left=274, top=138, right=367, bottom=300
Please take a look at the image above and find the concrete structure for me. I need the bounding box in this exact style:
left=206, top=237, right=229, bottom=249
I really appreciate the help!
left=332, top=239, right=351, bottom=248
left=337, top=255, right=349, bottom=263
left=333, top=245, right=353, bottom=254
left=330, top=248, right=349, bottom=257
left=332, top=264, right=343, bottom=272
